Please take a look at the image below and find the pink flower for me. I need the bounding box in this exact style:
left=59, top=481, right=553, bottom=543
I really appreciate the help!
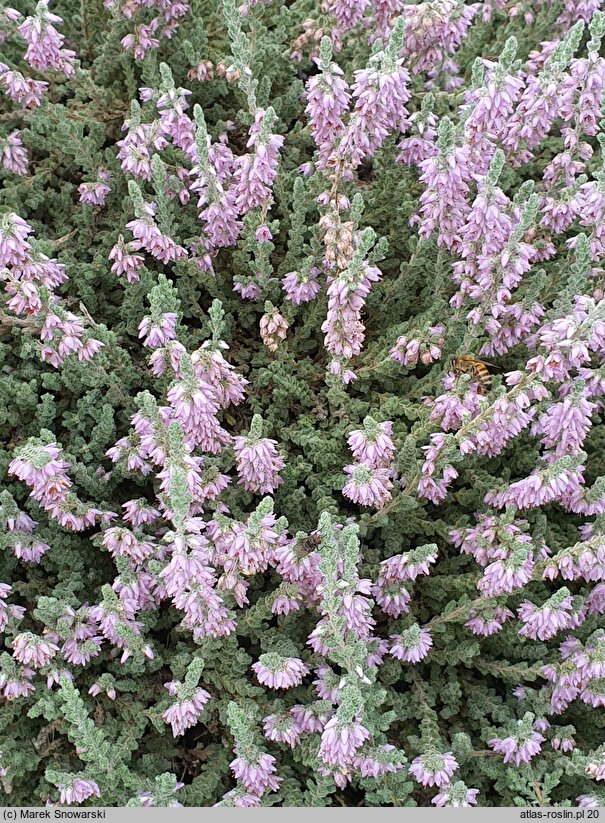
left=342, top=462, right=393, bottom=509
left=18, top=2, right=76, bottom=76
left=252, top=654, right=309, bottom=689
left=109, top=236, right=144, bottom=282
left=230, top=752, right=281, bottom=795
left=260, top=307, right=288, bottom=352
left=347, top=419, right=394, bottom=468
left=389, top=624, right=432, bottom=663
left=0, top=65, right=47, bottom=108
left=305, top=43, right=350, bottom=167
left=233, top=108, right=283, bottom=214
left=12, top=632, right=58, bottom=668
left=138, top=312, right=178, bottom=348
left=318, top=716, right=370, bottom=767
left=262, top=713, right=302, bottom=747
left=432, top=782, right=479, bottom=807
left=517, top=592, right=574, bottom=641
left=57, top=778, right=100, bottom=806
left=465, top=605, right=514, bottom=637
left=255, top=225, right=272, bottom=242
left=409, top=751, right=458, bottom=788
left=282, top=268, right=321, bottom=304
left=1, top=130, right=28, bottom=175
left=488, top=718, right=545, bottom=766
left=234, top=423, right=284, bottom=494
left=162, top=681, right=211, bottom=737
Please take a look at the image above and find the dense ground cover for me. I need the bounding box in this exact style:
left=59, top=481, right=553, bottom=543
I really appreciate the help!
left=1, top=0, right=605, bottom=807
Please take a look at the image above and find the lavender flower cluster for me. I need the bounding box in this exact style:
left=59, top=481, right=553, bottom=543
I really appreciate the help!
left=2, top=0, right=605, bottom=808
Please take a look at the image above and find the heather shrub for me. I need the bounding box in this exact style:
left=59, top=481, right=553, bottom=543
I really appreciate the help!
left=2, top=0, right=605, bottom=808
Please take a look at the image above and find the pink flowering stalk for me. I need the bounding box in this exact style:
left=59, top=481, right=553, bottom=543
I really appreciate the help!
left=502, top=24, right=584, bottom=166
left=465, top=604, right=514, bottom=637
left=336, top=19, right=410, bottom=168
left=166, top=353, right=231, bottom=453
left=8, top=438, right=107, bottom=532
left=309, top=515, right=381, bottom=678
left=191, top=336, right=248, bottom=411
left=260, top=304, right=288, bottom=352
left=400, top=0, right=477, bottom=83
left=381, top=546, right=440, bottom=585
left=0, top=63, right=47, bottom=108
left=517, top=589, right=575, bottom=641
left=347, top=417, right=395, bottom=468
left=139, top=312, right=178, bottom=349
left=321, top=227, right=382, bottom=382
left=460, top=37, right=524, bottom=174
left=353, top=744, right=405, bottom=778
left=154, top=66, right=196, bottom=159
left=415, top=116, right=471, bottom=252
left=319, top=714, right=370, bottom=766
left=305, top=37, right=350, bottom=169
left=397, top=92, right=438, bottom=167
left=17, top=1, right=76, bottom=76
left=485, top=455, right=586, bottom=511
left=210, top=498, right=279, bottom=595
left=233, top=108, right=283, bottom=215
left=160, top=529, right=236, bottom=641
left=233, top=415, right=284, bottom=494
left=0, top=653, right=35, bottom=700
left=190, top=105, right=241, bottom=258
left=447, top=149, right=544, bottom=357
left=0, top=583, right=25, bottom=633
left=108, top=235, right=145, bottom=283
left=125, top=187, right=187, bottom=265
left=262, top=713, right=302, bottom=748
left=1, top=130, right=28, bottom=175
left=0, top=211, right=32, bottom=267
left=417, top=432, right=459, bottom=504
left=477, top=546, right=535, bottom=597
left=428, top=376, right=483, bottom=433
left=116, top=110, right=169, bottom=182
left=0, top=213, right=103, bottom=365
left=109, top=0, right=189, bottom=60
left=225, top=702, right=281, bottom=802
left=450, top=511, right=534, bottom=567
left=327, top=0, right=369, bottom=35
left=102, top=528, right=156, bottom=565
left=342, top=416, right=396, bottom=509
left=162, top=676, right=211, bottom=737
left=0, top=494, right=50, bottom=564
left=229, top=751, right=280, bottom=797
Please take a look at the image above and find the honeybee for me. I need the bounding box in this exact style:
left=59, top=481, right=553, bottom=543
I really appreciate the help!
left=292, top=531, right=322, bottom=557
left=451, top=355, right=494, bottom=395
left=298, top=532, right=322, bottom=551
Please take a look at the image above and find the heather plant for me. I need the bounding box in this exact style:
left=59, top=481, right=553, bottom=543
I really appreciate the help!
left=2, top=0, right=605, bottom=809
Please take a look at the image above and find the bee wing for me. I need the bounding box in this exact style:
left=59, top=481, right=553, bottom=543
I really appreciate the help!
left=477, top=359, right=501, bottom=371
